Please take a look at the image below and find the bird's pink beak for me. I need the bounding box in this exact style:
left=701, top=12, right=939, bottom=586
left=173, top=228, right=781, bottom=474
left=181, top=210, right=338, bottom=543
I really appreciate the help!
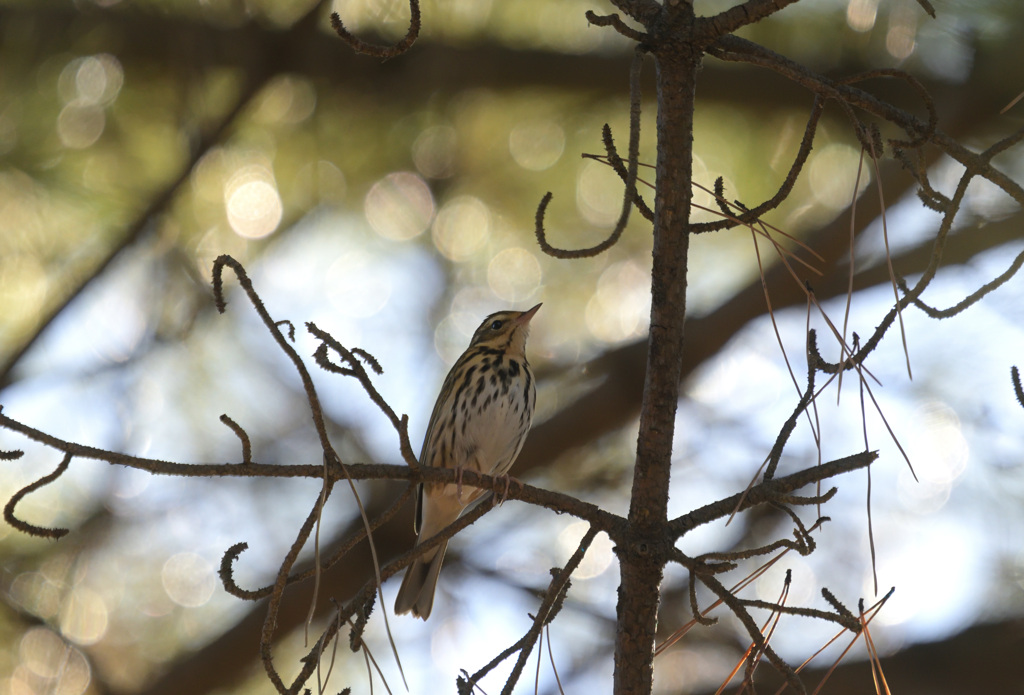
left=516, top=303, right=542, bottom=324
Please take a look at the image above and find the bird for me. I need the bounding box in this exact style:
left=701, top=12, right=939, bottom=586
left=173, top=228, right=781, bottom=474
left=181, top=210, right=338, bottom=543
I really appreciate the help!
left=394, top=304, right=541, bottom=620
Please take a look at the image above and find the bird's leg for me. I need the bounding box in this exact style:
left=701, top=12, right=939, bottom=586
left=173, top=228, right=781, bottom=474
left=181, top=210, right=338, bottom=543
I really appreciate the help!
left=491, top=474, right=521, bottom=506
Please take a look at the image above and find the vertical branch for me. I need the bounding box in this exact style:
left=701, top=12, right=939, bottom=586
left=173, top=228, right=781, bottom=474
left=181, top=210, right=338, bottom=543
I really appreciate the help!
left=614, top=5, right=700, bottom=694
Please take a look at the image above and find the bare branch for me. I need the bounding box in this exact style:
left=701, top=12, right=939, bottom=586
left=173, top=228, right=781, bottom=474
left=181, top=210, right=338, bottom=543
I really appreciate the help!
left=1011, top=366, right=1024, bottom=411
left=0, top=77, right=270, bottom=389
left=308, top=322, right=418, bottom=469
left=213, top=255, right=335, bottom=456
left=329, top=0, right=421, bottom=59
left=534, top=47, right=645, bottom=259
left=585, top=10, right=647, bottom=42
left=0, top=403, right=622, bottom=535
left=669, top=451, right=877, bottom=535
left=3, top=452, right=72, bottom=539
left=914, top=0, right=937, bottom=19
left=839, top=68, right=938, bottom=149
left=260, top=486, right=338, bottom=692
left=592, top=123, right=655, bottom=221
left=219, top=414, right=252, bottom=464
left=764, top=333, right=818, bottom=480
left=697, top=0, right=802, bottom=40
left=897, top=245, right=1024, bottom=319
left=699, top=570, right=806, bottom=693
left=460, top=526, right=599, bottom=694
left=692, top=96, right=821, bottom=232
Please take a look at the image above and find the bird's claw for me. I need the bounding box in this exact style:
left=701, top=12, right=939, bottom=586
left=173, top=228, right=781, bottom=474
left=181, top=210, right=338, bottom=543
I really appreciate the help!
left=492, top=474, right=519, bottom=506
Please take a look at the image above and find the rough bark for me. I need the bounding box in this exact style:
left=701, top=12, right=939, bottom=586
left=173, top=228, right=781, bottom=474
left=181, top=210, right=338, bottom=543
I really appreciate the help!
left=614, top=5, right=700, bottom=693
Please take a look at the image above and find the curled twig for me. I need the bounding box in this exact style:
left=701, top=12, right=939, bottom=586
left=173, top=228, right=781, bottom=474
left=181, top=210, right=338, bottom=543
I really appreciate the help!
left=219, top=414, right=252, bottom=464
left=693, top=96, right=825, bottom=233
left=764, top=339, right=817, bottom=481
left=218, top=542, right=262, bottom=600
left=213, top=256, right=333, bottom=453
left=276, top=319, right=296, bottom=342
left=689, top=567, right=719, bottom=626
left=308, top=322, right=417, bottom=469
left=220, top=485, right=415, bottom=602
left=896, top=245, right=1024, bottom=320
left=697, top=509, right=820, bottom=566
left=329, top=1, right=421, bottom=59
left=3, top=452, right=72, bottom=539
left=534, top=47, right=646, bottom=259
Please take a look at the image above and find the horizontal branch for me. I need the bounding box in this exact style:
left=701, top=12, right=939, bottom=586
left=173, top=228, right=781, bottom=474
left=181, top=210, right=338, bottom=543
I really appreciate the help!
left=0, top=415, right=877, bottom=544
left=0, top=409, right=623, bottom=535
left=669, top=451, right=878, bottom=535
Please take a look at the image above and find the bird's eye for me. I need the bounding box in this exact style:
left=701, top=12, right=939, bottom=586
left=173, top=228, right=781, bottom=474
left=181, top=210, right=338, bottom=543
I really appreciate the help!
left=490, top=320, right=503, bottom=330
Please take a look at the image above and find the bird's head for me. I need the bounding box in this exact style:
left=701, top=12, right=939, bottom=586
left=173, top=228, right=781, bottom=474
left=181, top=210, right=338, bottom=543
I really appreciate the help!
left=468, top=303, right=541, bottom=354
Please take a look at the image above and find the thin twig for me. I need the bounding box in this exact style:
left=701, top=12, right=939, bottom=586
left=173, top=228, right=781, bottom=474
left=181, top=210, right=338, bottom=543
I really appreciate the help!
left=1012, top=366, right=1024, bottom=410
left=219, top=414, right=252, bottom=464
left=3, top=452, right=72, bottom=539
left=461, top=526, right=599, bottom=694
left=670, top=451, right=876, bottom=535
left=329, top=0, right=421, bottom=59
left=534, top=47, right=645, bottom=259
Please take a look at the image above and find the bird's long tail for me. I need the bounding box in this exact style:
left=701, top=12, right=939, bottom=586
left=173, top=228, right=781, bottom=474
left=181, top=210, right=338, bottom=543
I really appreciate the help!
left=394, top=540, right=448, bottom=620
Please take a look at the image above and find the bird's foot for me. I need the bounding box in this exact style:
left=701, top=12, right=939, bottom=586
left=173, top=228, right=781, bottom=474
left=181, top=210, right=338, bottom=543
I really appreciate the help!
left=492, top=474, right=520, bottom=506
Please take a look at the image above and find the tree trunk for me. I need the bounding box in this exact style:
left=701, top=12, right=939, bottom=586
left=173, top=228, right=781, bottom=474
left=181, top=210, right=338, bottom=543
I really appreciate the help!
left=614, top=5, right=700, bottom=693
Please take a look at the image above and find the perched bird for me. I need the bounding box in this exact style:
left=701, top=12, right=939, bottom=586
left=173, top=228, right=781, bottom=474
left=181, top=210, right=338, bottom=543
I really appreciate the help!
left=394, top=304, right=541, bottom=619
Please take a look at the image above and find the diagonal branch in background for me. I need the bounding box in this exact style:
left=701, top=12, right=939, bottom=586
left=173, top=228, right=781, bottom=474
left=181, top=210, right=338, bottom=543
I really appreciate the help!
left=0, top=2, right=330, bottom=390
left=0, top=71, right=258, bottom=386
left=0, top=2, right=1016, bottom=130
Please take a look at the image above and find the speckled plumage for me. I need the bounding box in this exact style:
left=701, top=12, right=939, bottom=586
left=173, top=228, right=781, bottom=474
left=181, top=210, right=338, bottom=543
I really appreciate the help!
left=394, top=304, right=540, bottom=619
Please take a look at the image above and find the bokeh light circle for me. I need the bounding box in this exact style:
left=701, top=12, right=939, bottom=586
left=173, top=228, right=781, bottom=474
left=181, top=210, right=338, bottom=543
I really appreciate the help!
left=487, top=247, right=541, bottom=302
left=365, top=171, right=435, bottom=241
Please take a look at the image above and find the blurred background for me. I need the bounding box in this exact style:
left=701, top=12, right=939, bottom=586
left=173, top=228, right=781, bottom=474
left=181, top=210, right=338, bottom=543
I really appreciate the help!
left=1, top=0, right=1023, bottom=693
